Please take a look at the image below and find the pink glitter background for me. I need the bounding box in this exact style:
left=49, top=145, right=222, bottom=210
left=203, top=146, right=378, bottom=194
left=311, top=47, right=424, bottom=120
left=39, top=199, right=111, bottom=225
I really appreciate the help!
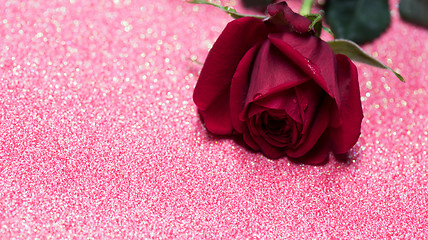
left=0, top=0, right=427, bottom=238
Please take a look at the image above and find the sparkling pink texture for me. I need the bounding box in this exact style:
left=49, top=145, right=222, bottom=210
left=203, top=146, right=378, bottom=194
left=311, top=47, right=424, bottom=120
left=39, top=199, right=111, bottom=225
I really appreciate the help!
left=0, top=0, right=427, bottom=238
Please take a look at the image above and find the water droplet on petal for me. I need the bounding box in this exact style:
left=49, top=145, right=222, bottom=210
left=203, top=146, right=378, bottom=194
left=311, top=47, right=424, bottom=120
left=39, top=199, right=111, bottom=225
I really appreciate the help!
left=253, top=93, right=262, bottom=100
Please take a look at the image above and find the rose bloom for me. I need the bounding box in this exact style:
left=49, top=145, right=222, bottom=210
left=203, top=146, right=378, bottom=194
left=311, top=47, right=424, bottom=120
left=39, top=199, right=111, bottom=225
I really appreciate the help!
left=193, top=2, right=363, bottom=164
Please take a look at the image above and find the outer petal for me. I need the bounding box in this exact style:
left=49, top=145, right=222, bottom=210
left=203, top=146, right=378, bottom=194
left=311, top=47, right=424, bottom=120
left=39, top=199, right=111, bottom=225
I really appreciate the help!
left=245, top=40, right=309, bottom=104
left=230, top=45, right=261, bottom=133
left=197, top=91, right=232, bottom=135
left=193, top=17, right=268, bottom=135
left=329, top=54, right=363, bottom=153
left=268, top=33, right=339, bottom=100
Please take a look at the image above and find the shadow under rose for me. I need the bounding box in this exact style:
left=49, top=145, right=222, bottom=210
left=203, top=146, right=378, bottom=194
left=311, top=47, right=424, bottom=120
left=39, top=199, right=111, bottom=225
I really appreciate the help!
left=333, top=144, right=362, bottom=165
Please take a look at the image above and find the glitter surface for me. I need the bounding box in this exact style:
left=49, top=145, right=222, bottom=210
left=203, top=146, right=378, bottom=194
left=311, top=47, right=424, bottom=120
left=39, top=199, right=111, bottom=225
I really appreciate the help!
left=0, top=0, right=427, bottom=238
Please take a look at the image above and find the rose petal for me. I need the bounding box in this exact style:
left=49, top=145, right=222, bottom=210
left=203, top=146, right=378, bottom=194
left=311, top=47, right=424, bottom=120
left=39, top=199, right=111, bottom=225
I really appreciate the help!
left=246, top=103, right=268, bottom=118
left=329, top=54, right=363, bottom=153
left=266, top=2, right=312, bottom=34
left=286, top=81, right=332, bottom=158
left=230, top=44, right=261, bottom=133
left=268, top=33, right=339, bottom=100
left=289, top=132, right=330, bottom=165
left=251, top=133, right=284, bottom=159
left=244, top=40, right=309, bottom=105
left=198, top=92, right=233, bottom=135
left=193, top=17, right=268, bottom=134
left=253, top=90, right=302, bottom=124
left=243, top=127, right=260, bottom=151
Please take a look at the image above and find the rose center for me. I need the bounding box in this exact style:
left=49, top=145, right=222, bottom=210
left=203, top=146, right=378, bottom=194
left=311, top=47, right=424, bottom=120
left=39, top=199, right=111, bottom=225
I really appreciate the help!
left=266, top=116, right=286, bottom=133
left=261, top=112, right=292, bottom=136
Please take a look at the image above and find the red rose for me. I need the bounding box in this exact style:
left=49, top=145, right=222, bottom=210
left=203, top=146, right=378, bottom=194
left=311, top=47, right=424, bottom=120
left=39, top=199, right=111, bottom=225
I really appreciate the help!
left=193, top=2, right=363, bottom=164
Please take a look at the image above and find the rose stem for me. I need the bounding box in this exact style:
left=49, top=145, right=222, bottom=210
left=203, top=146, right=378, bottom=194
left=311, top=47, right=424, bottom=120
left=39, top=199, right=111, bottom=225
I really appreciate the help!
left=299, top=0, right=315, bottom=15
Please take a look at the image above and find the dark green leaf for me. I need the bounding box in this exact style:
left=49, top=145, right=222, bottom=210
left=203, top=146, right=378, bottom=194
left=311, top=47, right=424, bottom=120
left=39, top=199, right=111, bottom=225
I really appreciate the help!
left=241, top=0, right=273, bottom=10
left=325, top=0, right=390, bottom=44
left=306, top=14, right=323, bottom=37
left=400, top=0, right=428, bottom=28
left=328, top=39, right=404, bottom=82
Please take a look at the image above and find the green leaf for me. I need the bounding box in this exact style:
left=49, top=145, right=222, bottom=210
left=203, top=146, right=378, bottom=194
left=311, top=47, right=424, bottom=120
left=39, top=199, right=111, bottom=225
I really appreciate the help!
left=399, top=0, right=428, bottom=28
left=328, top=39, right=404, bottom=82
left=187, top=0, right=266, bottom=19
left=325, top=0, right=390, bottom=44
